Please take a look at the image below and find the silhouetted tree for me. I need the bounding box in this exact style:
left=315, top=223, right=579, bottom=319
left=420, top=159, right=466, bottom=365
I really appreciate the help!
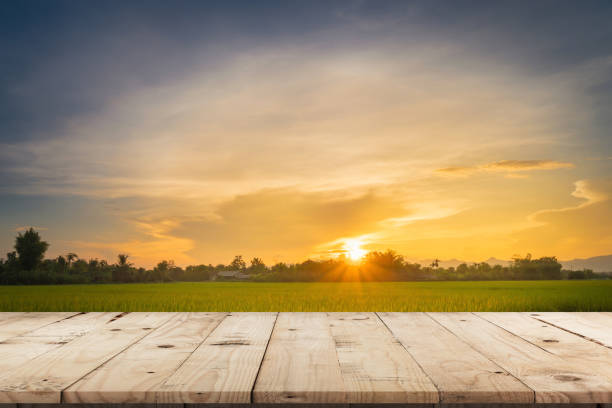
left=0, top=230, right=608, bottom=284
left=113, top=254, right=133, bottom=282
left=14, top=228, right=49, bottom=271
left=230, top=255, right=246, bottom=271
left=249, top=257, right=266, bottom=274
left=66, top=252, right=78, bottom=265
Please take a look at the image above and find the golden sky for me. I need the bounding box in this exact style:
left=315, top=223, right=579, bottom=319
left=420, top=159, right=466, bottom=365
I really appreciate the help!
left=1, top=2, right=611, bottom=266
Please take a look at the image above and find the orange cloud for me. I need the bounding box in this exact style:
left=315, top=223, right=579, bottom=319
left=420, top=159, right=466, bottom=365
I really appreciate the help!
left=15, top=226, right=48, bottom=232
left=65, top=218, right=195, bottom=268
left=484, top=160, right=574, bottom=171
left=437, top=160, right=574, bottom=177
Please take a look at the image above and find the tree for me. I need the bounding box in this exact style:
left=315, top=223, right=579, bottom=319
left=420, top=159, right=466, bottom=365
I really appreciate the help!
left=117, top=254, right=131, bottom=267
left=249, top=257, right=267, bottom=274
left=113, top=254, right=133, bottom=282
left=152, top=260, right=171, bottom=281
left=230, top=255, right=246, bottom=271
left=66, top=252, right=78, bottom=265
left=14, top=228, right=49, bottom=271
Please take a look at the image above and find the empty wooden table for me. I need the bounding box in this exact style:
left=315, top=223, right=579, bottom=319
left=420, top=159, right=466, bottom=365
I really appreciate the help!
left=0, top=312, right=610, bottom=406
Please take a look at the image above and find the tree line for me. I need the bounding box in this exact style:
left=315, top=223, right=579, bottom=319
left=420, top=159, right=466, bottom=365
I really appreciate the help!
left=0, top=228, right=607, bottom=285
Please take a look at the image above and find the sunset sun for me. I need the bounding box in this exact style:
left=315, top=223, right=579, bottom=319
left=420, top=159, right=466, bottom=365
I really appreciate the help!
left=344, top=239, right=367, bottom=262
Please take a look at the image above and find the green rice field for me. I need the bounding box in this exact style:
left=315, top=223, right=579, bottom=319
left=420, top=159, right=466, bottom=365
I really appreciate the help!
left=1, top=281, right=611, bottom=311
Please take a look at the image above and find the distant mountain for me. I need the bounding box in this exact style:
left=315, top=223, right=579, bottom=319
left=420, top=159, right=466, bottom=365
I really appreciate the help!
left=484, top=257, right=512, bottom=267
left=415, top=258, right=508, bottom=268
left=561, top=254, right=612, bottom=272
left=415, top=255, right=612, bottom=272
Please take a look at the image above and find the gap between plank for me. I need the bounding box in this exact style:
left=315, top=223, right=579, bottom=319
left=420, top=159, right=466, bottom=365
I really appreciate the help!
left=153, top=312, right=231, bottom=403
left=374, top=312, right=442, bottom=402
left=249, top=312, right=279, bottom=404
left=471, top=313, right=556, bottom=356
left=59, top=312, right=177, bottom=403
left=424, top=312, right=536, bottom=404
left=16, top=312, right=83, bottom=338
left=529, top=314, right=612, bottom=350
left=327, top=312, right=348, bottom=402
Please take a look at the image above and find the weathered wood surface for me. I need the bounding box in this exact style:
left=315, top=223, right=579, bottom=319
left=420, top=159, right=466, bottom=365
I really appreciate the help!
left=530, top=312, right=612, bottom=348
left=379, top=312, right=533, bottom=404
left=429, top=313, right=612, bottom=404
left=0, top=312, right=79, bottom=342
left=0, top=312, right=610, bottom=405
left=0, top=312, right=175, bottom=403
left=159, top=312, right=277, bottom=404
left=64, top=312, right=228, bottom=403
left=477, top=313, right=612, bottom=382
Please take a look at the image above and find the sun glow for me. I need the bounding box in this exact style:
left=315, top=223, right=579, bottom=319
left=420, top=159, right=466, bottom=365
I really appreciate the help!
left=344, top=239, right=367, bottom=261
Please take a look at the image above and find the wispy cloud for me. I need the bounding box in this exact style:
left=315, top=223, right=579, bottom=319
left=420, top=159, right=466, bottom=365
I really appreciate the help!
left=15, top=226, right=48, bottom=232
left=437, top=160, right=574, bottom=177
left=528, top=179, right=609, bottom=223
left=65, top=217, right=196, bottom=268
left=511, top=179, right=612, bottom=258
left=485, top=160, right=575, bottom=171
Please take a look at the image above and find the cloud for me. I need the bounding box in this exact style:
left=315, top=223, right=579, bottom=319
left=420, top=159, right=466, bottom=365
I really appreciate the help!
left=512, top=179, right=612, bottom=258
left=485, top=160, right=575, bottom=171
left=162, top=188, right=408, bottom=264
left=1, top=27, right=609, bottom=264
left=437, top=160, right=574, bottom=177
left=65, top=217, right=195, bottom=268
left=435, top=166, right=478, bottom=177
left=528, top=179, right=609, bottom=223
left=15, top=226, right=48, bottom=232
left=0, top=40, right=583, bottom=202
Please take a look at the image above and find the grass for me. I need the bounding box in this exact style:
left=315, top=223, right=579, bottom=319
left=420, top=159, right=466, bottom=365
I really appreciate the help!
left=1, top=280, right=611, bottom=311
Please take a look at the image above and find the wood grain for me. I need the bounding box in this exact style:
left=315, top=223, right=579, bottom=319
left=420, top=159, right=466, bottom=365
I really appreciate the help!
left=0, top=312, right=117, bottom=372
left=478, top=312, right=612, bottom=381
left=0, top=312, right=174, bottom=403
left=379, top=312, right=533, bottom=404
left=530, top=312, right=612, bottom=348
left=429, top=312, right=612, bottom=404
left=158, top=312, right=277, bottom=404
left=0, top=312, right=27, bottom=323
left=64, top=312, right=227, bottom=403
left=0, top=313, right=78, bottom=342
left=253, top=312, right=346, bottom=404
left=329, top=312, right=438, bottom=404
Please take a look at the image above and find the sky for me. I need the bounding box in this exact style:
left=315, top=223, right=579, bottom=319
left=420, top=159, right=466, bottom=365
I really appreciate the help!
left=1, top=0, right=611, bottom=267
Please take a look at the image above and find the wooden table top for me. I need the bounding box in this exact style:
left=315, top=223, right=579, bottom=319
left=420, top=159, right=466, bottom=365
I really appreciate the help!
left=0, top=312, right=610, bottom=405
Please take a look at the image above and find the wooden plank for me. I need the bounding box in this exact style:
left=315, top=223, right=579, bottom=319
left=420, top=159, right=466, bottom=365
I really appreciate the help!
left=18, top=404, right=183, bottom=408
left=530, top=312, right=612, bottom=348
left=0, top=312, right=118, bottom=372
left=379, top=312, right=533, bottom=404
left=429, top=312, right=612, bottom=404
left=441, top=405, right=596, bottom=408
left=253, top=312, right=346, bottom=404
left=0, top=312, right=27, bottom=323
left=0, top=312, right=78, bottom=342
left=64, top=312, right=227, bottom=403
left=0, top=312, right=174, bottom=403
left=328, top=312, right=438, bottom=404
left=158, top=312, right=277, bottom=404
left=573, top=312, right=612, bottom=325
left=479, top=313, right=612, bottom=382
